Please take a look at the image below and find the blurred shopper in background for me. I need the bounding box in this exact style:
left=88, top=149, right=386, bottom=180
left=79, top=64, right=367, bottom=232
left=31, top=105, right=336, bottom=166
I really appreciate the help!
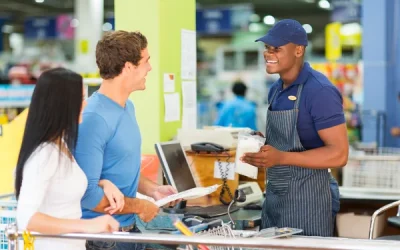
left=390, top=92, right=400, bottom=137
left=214, top=80, right=257, bottom=130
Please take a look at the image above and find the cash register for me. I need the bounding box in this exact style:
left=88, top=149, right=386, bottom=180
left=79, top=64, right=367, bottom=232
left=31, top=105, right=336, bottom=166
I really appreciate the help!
left=155, top=141, right=240, bottom=218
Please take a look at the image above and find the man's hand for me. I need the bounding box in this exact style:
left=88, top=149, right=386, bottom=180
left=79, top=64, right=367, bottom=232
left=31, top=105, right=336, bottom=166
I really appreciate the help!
left=151, top=185, right=180, bottom=207
left=391, top=127, right=400, bottom=137
left=84, top=215, right=120, bottom=233
left=241, top=145, right=283, bottom=168
left=136, top=199, right=160, bottom=222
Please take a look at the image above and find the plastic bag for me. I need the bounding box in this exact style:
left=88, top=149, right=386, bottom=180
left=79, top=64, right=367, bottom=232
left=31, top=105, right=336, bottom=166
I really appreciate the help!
left=235, top=131, right=266, bottom=179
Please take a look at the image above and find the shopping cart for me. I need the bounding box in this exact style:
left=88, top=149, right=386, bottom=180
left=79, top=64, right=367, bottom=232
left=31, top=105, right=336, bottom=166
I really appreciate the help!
left=343, top=147, right=400, bottom=239
left=343, top=147, right=400, bottom=192
left=0, top=194, right=17, bottom=250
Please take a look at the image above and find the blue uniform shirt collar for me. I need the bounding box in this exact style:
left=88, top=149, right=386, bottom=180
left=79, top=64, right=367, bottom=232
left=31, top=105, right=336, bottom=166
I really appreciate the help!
left=277, top=62, right=311, bottom=90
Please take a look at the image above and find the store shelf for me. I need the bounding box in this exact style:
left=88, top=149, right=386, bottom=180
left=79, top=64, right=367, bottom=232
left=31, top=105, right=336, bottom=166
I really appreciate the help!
left=83, top=78, right=102, bottom=85
left=0, top=101, right=30, bottom=108
left=340, top=187, right=400, bottom=201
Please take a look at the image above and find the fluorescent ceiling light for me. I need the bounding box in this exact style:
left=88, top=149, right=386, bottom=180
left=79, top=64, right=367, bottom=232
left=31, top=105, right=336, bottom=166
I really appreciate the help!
left=263, top=15, right=275, bottom=25
left=302, top=24, right=313, bottom=34
left=318, top=0, right=331, bottom=9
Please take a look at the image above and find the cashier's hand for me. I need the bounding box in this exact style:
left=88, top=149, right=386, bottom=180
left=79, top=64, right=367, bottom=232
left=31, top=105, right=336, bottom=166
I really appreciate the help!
left=151, top=185, right=181, bottom=207
left=251, top=131, right=265, bottom=138
left=241, top=145, right=283, bottom=168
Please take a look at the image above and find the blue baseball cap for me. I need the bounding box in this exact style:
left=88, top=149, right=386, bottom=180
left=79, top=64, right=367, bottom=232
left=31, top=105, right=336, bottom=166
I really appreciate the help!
left=255, top=19, right=308, bottom=47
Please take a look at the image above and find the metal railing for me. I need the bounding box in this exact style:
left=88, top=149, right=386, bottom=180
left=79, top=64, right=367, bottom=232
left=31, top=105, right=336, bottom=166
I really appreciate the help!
left=369, top=199, right=400, bottom=240
left=0, top=193, right=14, bottom=200
left=5, top=223, right=400, bottom=250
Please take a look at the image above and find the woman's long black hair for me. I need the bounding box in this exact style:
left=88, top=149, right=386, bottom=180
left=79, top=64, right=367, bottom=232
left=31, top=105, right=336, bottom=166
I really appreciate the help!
left=15, top=67, right=83, bottom=199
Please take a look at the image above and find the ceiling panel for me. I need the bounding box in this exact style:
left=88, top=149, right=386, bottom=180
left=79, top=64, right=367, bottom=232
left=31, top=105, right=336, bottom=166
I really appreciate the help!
left=197, top=0, right=331, bottom=37
left=0, top=0, right=331, bottom=37
left=0, top=0, right=114, bottom=25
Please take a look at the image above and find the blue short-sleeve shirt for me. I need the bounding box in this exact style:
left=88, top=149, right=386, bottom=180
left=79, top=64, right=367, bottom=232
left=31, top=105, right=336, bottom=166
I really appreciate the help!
left=268, top=62, right=345, bottom=150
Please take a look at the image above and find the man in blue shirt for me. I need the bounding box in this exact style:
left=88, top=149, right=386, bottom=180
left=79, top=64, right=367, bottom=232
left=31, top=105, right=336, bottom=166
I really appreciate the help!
left=214, top=81, right=257, bottom=130
left=74, top=31, right=178, bottom=250
left=241, top=19, right=348, bottom=237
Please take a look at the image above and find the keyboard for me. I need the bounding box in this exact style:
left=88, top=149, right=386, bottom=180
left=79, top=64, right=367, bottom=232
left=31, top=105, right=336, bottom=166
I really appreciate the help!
left=182, top=204, right=240, bottom=218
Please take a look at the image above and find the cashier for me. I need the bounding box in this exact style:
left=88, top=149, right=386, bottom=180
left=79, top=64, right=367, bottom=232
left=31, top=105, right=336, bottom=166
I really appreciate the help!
left=241, top=19, right=349, bottom=237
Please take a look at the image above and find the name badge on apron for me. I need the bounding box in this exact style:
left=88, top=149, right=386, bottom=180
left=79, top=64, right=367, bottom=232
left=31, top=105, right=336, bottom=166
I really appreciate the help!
left=288, top=95, right=297, bottom=101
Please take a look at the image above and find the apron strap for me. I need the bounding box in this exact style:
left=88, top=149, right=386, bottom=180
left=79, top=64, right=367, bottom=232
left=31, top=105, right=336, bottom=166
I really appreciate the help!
left=294, top=84, right=304, bottom=110
left=293, top=84, right=304, bottom=125
left=266, top=88, right=279, bottom=142
left=292, top=83, right=304, bottom=147
left=268, top=88, right=279, bottom=108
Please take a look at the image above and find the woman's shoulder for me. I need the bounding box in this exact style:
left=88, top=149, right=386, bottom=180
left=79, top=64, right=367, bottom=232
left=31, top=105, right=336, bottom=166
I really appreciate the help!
left=29, top=142, right=59, bottom=161
left=24, top=142, right=68, bottom=178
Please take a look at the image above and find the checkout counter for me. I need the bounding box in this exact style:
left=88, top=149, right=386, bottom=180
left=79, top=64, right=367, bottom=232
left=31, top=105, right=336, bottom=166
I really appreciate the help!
left=3, top=135, right=399, bottom=249
left=138, top=204, right=399, bottom=250
left=136, top=202, right=399, bottom=250
left=147, top=138, right=400, bottom=249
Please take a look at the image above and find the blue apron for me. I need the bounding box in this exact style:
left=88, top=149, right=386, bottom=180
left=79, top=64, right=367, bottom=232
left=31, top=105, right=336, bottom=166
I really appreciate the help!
left=261, top=83, right=333, bottom=237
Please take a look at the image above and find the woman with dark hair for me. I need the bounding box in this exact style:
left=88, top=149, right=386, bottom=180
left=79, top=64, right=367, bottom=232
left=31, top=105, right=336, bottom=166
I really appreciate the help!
left=15, top=68, right=122, bottom=250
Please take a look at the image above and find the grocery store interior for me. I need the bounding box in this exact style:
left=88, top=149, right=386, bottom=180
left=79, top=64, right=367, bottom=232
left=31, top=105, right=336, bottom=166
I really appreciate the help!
left=0, top=0, right=400, bottom=249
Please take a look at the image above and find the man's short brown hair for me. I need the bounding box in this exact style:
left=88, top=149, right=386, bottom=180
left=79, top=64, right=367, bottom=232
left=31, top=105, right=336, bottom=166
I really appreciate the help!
left=96, top=30, right=148, bottom=79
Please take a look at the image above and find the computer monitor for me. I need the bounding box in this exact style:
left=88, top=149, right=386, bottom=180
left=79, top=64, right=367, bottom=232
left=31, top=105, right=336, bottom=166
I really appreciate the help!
left=154, top=141, right=197, bottom=192
left=154, top=141, right=240, bottom=218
